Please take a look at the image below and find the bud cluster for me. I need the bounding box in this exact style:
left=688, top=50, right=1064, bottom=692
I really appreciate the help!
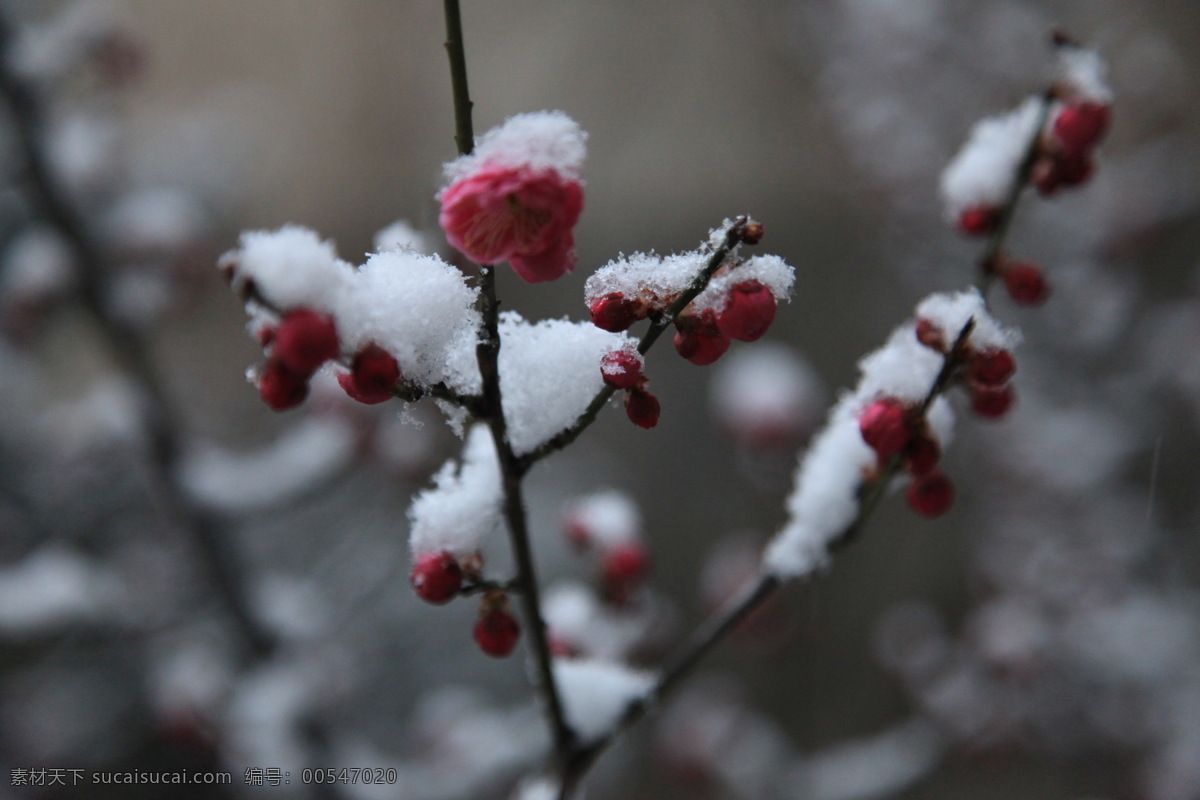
left=941, top=41, right=1112, bottom=307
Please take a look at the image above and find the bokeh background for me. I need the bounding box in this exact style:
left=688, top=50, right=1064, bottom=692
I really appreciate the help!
left=2, top=0, right=1199, bottom=798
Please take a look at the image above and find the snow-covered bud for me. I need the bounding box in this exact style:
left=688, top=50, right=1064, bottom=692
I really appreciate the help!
left=589, top=292, right=640, bottom=332
left=273, top=308, right=339, bottom=377
left=474, top=592, right=520, bottom=658
left=906, top=471, right=955, bottom=517
left=410, top=551, right=464, bottom=605
left=858, top=398, right=911, bottom=459
left=717, top=280, right=776, bottom=342
left=970, top=385, right=1015, bottom=419
left=624, top=386, right=661, bottom=429
left=673, top=309, right=731, bottom=366
left=969, top=348, right=1016, bottom=387
left=1002, top=262, right=1050, bottom=306
left=561, top=490, right=642, bottom=552
left=915, top=318, right=946, bottom=352
left=600, top=349, right=644, bottom=390
left=339, top=343, right=400, bottom=404
left=257, top=359, right=309, bottom=411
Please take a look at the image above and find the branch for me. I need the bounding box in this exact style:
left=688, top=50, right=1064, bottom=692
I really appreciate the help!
left=974, top=91, right=1054, bottom=295
left=516, top=217, right=750, bottom=470
left=558, top=88, right=1056, bottom=792
left=442, top=0, right=575, bottom=761
left=0, top=12, right=276, bottom=661
left=559, top=318, right=976, bottom=796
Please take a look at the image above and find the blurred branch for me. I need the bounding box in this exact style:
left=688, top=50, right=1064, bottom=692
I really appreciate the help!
left=0, top=11, right=275, bottom=660
left=975, top=92, right=1054, bottom=295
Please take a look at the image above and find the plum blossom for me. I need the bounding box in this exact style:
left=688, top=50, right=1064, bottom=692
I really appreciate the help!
left=439, top=111, right=586, bottom=283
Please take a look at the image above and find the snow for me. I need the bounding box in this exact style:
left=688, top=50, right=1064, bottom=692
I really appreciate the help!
left=442, top=110, right=587, bottom=185
left=0, top=548, right=122, bottom=635
left=692, top=254, right=796, bottom=312
left=509, top=777, right=560, bottom=800
left=497, top=313, right=633, bottom=455
left=181, top=417, right=358, bottom=513
left=1058, top=45, right=1113, bottom=104
left=337, top=249, right=482, bottom=393
left=562, top=490, right=641, bottom=549
left=554, top=658, right=657, bottom=742
left=224, top=225, right=351, bottom=314
left=543, top=581, right=652, bottom=661
left=939, top=95, right=1044, bottom=220
left=855, top=327, right=944, bottom=406
left=763, top=396, right=874, bottom=577
left=584, top=234, right=793, bottom=318
left=224, top=226, right=483, bottom=393
left=765, top=289, right=1013, bottom=578
left=1, top=225, right=75, bottom=297
left=373, top=220, right=435, bottom=255
left=709, top=343, right=824, bottom=438
left=103, top=187, right=206, bottom=253
left=407, top=426, right=502, bottom=557
left=915, top=289, right=1019, bottom=352
left=583, top=251, right=709, bottom=313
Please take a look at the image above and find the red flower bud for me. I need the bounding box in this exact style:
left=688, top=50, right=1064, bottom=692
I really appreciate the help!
left=410, top=551, right=463, bottom=605
left=600, top=350, right=643, bottom=390
left=601, top=543, right=650, bottom=603
left=589, top=292, right=639, bottom=332
left=257, top=358, right=309, bottom=411
left=915, top=318, right=946, bottom=352
left=858, top=398, right=910, bottom=459
left=1002, top=262, right=1050, bottom=306
left=957, top=205, right=1001, bottom=236
left=339, top=344, right=400, bottom=404
left=970, top=385, right=1015, bottom=419
left=624, top=387, right=661, bottom=429
left=273, top=308, right=339, bottom=376
left=903, top=434, right=941, bottom=476
left=906, top=471, right=955, bottom=517
left=1052, top=101, right=1111, bottom=157
left=969, top=348, right=1016, bottom=387
left=717, top=280, right=776, bottom=342
left=474, top=605, right=521, bottom=658
left=673, top=310, right=731, bottom=366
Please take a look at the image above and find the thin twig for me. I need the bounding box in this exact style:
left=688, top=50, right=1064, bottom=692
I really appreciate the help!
left=974, top=91, right=1054, bottom=296
left=443, top=0, right=575, bottom=761
left=517, top=219, right=748, bottom=470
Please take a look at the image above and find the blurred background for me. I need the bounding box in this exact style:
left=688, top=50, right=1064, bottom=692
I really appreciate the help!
left=1, top=0, right=1199, bottom=798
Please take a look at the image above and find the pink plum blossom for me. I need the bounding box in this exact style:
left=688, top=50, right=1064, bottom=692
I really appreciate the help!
left=439, top=165, right=583, bottom=283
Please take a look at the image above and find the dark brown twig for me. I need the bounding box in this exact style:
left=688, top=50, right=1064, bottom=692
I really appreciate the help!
left=442, top=0, right=575, bottom=761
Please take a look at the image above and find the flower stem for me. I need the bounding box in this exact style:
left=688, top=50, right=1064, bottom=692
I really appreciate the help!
left=443, top=0, right=575, bottom=762
left=443, top=0, right=475, bottom=158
